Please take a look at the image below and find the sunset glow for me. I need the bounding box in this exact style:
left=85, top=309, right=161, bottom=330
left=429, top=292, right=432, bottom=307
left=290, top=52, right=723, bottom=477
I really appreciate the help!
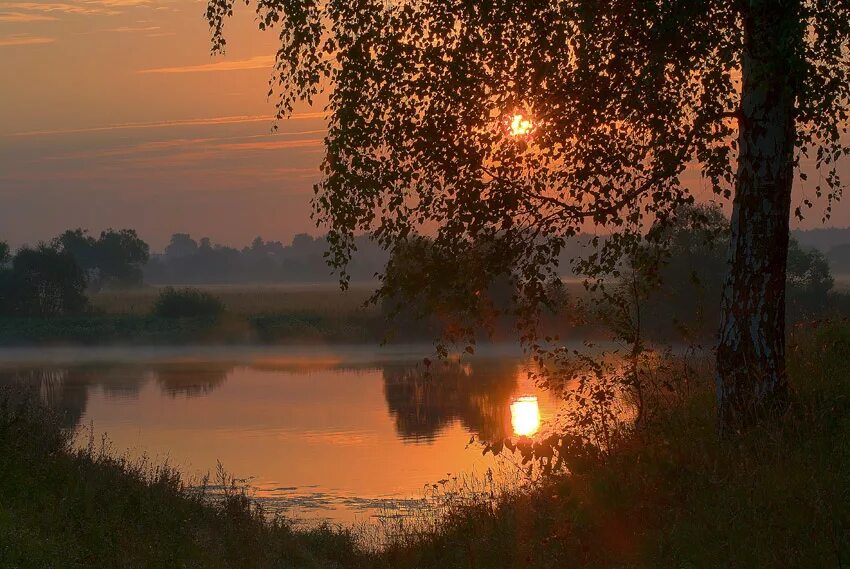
left=510, top=395, right=541, bottom=437
left=509, top=113, right=533, bottom=136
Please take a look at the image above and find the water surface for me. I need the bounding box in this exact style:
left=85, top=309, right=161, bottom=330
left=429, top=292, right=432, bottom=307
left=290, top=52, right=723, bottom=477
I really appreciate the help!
left=0, top=345, right=559, bottom=523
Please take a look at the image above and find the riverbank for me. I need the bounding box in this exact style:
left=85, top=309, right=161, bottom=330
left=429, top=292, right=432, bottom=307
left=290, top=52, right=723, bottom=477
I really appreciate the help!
left=0, top=312, right=386, bottom=346
left=0, top=282, right=592, bottom=346
left=1, top=323, right=848, bottom=567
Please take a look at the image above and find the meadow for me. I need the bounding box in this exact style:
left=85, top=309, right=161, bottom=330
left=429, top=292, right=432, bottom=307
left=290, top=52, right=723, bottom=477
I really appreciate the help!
left=0, top=282, right=593, bottom=347
left=89, top=283, right=378, bottom=317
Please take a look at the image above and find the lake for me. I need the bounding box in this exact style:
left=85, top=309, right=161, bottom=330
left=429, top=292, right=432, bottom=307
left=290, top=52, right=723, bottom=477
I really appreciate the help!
left=0, top=345, right=561, bottom=524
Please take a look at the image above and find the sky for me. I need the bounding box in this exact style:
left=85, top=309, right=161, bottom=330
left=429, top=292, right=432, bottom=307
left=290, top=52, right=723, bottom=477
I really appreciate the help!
left=0, top=0, right=326, bottom=250
left=1, top=0, right=848, bottom=252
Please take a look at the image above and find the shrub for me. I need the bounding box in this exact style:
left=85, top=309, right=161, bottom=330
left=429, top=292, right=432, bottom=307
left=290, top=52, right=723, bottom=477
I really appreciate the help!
left=152, top=287, right=225, bottom=319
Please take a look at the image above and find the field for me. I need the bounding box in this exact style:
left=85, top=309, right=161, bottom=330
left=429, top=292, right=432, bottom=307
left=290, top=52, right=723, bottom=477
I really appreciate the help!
left=90, top=283, right=378, bottom=317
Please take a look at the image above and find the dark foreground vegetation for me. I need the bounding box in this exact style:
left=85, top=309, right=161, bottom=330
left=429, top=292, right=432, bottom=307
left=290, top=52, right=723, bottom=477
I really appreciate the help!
left=2, top=322, right=848, bottom=568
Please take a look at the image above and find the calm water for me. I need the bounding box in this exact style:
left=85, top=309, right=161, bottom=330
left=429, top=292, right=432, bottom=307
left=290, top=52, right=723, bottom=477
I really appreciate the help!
left=0, top=345, right=560, bottom=523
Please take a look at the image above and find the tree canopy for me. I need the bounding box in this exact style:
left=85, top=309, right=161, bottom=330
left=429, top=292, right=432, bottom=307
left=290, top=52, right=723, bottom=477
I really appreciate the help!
left=207, top=0, right=848, bottom=326
left=207, top=0, right=850, bottom=427
left=53, top=228, right=150, bottom=291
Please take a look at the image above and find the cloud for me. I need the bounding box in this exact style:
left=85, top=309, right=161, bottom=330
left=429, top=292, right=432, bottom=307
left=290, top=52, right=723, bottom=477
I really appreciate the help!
left=2, top=1, right=152, bottom=18
left=88, top=0, right=151, bottom=5
left=0, top=35, right=56, bottom=47
left=138, top=55, right=275, bottom=74
left=212, top=139, right=324, bottom=152
left=3, top=2, right=117, bottom=16
left=44, top=131, right=327, bottom=161
left=104, top=25, right=161, bottom=32
left=10, top=112, right=327, bottom=137
left=0, top=12, right=59, bottom=22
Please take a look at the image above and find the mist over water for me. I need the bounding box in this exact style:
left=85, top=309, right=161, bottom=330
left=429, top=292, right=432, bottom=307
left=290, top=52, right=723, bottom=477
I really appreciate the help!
left=0, top=344, right=559, bottom=523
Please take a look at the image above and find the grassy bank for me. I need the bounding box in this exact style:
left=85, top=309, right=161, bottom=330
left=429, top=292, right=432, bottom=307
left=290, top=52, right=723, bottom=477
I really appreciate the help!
left=0, top=388, right=366, bottom=568
left=0, top=285, right=386, bottom=346
left=0, top=312, right=385, bottom=346
left=0, top=282, right=592, bottom=346
left=2, top=324, right=849, bottom=568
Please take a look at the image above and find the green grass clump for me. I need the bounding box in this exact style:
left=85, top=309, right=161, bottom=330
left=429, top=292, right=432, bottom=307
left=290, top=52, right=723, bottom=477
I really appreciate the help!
left=153, top=287, right=226, bottom=319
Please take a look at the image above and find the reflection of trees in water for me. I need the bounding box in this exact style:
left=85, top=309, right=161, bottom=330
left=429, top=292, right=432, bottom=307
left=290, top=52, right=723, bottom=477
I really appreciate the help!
left=0, top=362, right=234, bottom=429
left=0, top=366, right=146, bottom=429
left=382, top=358, right=520, bottom=443
left=152, top=363, right=231, bottom=398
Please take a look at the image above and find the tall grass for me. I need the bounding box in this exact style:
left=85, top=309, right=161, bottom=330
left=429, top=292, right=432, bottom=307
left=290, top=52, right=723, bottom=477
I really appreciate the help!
left=0, top=385, right=365, bottom=569
left=91, top=285, right=377, bottom=317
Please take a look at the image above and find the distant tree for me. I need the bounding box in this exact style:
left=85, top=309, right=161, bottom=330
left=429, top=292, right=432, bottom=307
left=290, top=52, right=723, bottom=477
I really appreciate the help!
left=54, top=228, right=149, bottom=290
left=625, top=204, right=729, bottom=341
left=827, top=243, right=850, bottom=274
left=786, top=241, right=833, bottom=318
left=10, top=245, right=87, bottom=317
left=164, top=234, right=198, bottom=259
left=53, top=229, right=99, bottom=282
left=0, top=242, right=10, bottom=265
left=629, top=204, right=838, bottom=339
left=381, top=235, right=518, bottom=346
left=93, top=229, right=150, bottom=289
left=0, top=268, right=18, bottom=316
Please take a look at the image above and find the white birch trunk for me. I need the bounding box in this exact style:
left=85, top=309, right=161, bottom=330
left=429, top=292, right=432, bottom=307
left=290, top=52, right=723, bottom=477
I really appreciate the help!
left=716, top=0, right=799, bottom=431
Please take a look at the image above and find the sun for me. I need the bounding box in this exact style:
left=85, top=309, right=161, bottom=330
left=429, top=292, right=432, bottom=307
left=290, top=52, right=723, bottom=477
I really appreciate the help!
left=509, top=113, right=533, bottom=136
left=510, top=396, right=541, bottom=437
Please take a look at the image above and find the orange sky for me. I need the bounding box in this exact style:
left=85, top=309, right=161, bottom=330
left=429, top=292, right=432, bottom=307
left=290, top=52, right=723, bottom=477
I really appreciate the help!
left=1, top=0, right=848, bottom=250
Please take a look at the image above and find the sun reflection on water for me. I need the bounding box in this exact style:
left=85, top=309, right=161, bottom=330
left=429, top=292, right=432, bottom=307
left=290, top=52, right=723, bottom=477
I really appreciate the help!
left=510, top=395, right=541, bottom=437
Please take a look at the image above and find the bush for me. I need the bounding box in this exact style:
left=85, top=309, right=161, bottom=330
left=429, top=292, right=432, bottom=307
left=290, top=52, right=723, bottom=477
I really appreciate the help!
left=152, top=287, right=225, bottom=319
left=2, top=245, right=88, bottom=317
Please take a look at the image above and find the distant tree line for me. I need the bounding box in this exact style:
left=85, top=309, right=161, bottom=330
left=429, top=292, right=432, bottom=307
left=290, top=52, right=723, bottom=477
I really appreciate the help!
left=144, top=233, right=389, bottom=284
left=621, top=204, right=846, bottom=342
left=2, top=221, right=850, bottom=325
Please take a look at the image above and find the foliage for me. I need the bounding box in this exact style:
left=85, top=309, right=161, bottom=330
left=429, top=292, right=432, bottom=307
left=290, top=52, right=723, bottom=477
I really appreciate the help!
left=152, top=287, right=226, bottom=319
left=0, top=241, right=9, bottom=265
left=379, top=236, right=520, bottom=348
left=786, top=239, right=834, bottom=317
left=206, top=0, right=850, bottom=339
left=53, top=228, right=150, bottom=291
left=0, top=245, right=88, bottom=318
left=618, top=203, right=844, bottom=339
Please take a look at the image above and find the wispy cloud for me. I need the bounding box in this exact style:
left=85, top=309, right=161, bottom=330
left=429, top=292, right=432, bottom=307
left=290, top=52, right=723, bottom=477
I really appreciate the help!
left=104, top=25, right=160, bottom=32
left=0, top=11, right=58, bottom=22
left=88, top=0, right=152, bottom=6
left=4, top=2, right=117, bottom=16
left=138, top=55, right=275, bottom=74
left=0, top=35, right=56, bottom=47
left=10, top=113, right=327, bottom=137
left=44, top=131, right=327, bottom=161
left=212, top=139, right=324, bottom=152
left=3, top=1, right=153, bottom=18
